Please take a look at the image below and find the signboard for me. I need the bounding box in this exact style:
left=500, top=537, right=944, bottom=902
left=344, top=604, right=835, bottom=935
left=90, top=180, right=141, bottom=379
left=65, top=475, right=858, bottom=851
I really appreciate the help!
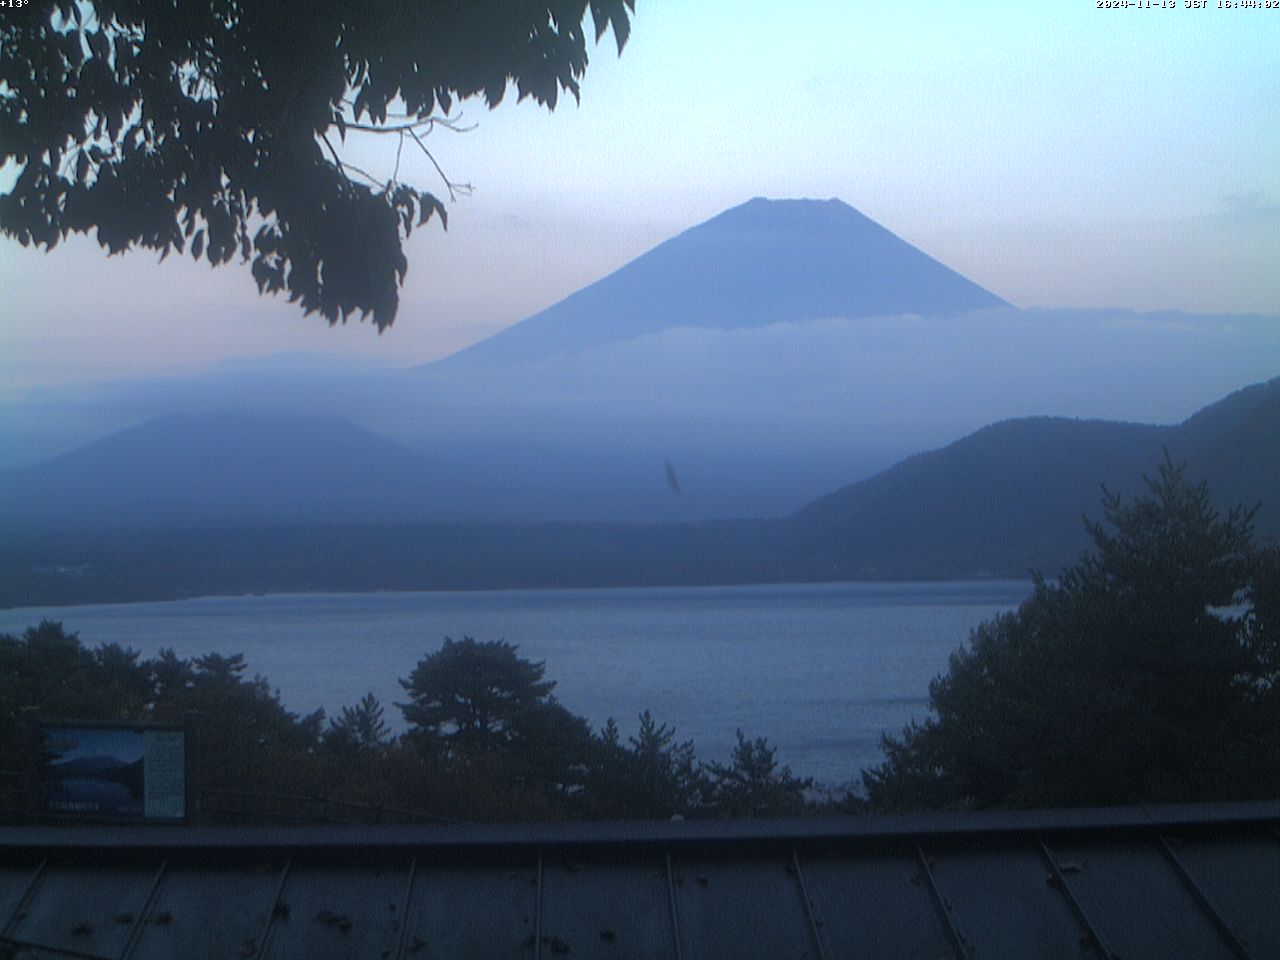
left=30, top=719, right=191, bottom=822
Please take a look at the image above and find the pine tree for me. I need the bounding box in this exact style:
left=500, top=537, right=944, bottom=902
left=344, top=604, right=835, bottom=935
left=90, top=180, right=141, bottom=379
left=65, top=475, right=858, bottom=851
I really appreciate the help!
left=864, top=457, right=1277, bottom=809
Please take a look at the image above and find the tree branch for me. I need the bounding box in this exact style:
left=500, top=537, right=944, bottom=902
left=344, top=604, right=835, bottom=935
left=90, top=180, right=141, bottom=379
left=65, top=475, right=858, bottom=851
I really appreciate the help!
left=408, top=127, right=472, bottom=202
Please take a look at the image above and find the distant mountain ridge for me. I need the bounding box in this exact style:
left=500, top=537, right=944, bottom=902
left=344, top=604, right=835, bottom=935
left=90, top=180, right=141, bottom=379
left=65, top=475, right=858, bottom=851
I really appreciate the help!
left=0, top=413, right=445, bottom=529
left=2, top=377, right=1275, bottom=606
left=434, top=197, right=1008, bottom=369
left=787, top=376, right=1280, bottom=578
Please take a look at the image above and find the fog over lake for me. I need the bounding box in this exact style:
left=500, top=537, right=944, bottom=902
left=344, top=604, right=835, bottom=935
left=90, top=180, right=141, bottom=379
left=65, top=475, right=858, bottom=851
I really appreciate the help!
left=1, top=580, right=1032, bottom=788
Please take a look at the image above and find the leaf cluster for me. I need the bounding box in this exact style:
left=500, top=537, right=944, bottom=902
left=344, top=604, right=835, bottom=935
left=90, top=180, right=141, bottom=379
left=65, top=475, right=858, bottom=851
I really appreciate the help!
left=1, top=1, right=634, bottom=327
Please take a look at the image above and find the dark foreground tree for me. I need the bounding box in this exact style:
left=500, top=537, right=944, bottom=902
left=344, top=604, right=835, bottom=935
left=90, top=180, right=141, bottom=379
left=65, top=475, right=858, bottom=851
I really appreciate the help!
left=1, top=1, right=633, bottom=327
left=581, top=712, right=703, bottom=818
left=0, top=625, right=325, bottom=810
left=399, top=637, right=558, bottom=753
left=325, top=692, right=391, bottom=755
left=704, top=731, right=812, bottom=818
left=0, top=621, right=153, bottom=766
left=864, top=458, right=1279, bottom=811
left=2, top=622, right=831, bottom=823
left=399, top=637, right=598, bottom=802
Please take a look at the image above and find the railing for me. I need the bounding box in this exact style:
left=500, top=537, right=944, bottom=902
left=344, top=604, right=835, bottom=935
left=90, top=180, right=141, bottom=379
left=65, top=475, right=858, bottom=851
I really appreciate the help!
left=198, top=787, right=467, bottom=826
left=0, top=774, right=466, bottom=826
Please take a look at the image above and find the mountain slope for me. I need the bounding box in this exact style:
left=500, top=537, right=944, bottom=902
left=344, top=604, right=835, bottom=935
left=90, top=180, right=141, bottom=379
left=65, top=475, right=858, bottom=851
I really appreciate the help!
left=434, top=197, right=1008, bottom=369
left=789, top=418, right=1168, bottom=578
left=1168, top=376, right=1280, bottom=516
left=0, top=413, right=447, bottom=529
left=789, top=376, right=1280, bottom=578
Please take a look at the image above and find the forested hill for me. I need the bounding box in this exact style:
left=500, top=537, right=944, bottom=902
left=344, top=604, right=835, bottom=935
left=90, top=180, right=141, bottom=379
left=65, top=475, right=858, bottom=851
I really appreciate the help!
left=1, top=377, right=1275, bottom=607
left=785, top=417, right=1166, bottom=579
left=788, top=376, right=1279, bottom=579
left=1171, top=375, right=1280, bottom=516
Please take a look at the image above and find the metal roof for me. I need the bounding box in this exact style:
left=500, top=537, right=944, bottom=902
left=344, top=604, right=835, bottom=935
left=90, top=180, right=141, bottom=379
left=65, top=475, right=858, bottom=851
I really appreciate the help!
left=2, top=801, right=1278, bottom=959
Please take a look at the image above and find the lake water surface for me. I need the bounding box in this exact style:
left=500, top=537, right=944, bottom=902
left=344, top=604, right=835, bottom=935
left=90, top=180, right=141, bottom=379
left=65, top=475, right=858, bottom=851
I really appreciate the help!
left=1, top=581, right=1032, bottom=788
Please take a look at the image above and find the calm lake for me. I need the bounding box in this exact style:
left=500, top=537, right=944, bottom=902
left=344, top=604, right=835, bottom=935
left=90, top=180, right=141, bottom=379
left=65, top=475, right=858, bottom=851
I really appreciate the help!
left=1, top=581, right=1032, bottom=788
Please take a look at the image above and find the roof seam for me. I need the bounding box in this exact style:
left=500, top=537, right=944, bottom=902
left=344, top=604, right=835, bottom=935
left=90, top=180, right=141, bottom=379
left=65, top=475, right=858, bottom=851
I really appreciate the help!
left=118, top=858, right=168, bottom=960
left=790, top=848, right=830, bottom=960
left=1157, top=834, right=1254, bottom=960
left=1036, top=835, right=1118, bottom=960
left=914, top=842, right=970, bottom=960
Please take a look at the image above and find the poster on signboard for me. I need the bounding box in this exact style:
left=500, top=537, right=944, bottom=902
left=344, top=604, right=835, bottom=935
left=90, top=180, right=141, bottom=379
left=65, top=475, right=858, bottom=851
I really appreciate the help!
left=34, top=722, right=187, bottom=821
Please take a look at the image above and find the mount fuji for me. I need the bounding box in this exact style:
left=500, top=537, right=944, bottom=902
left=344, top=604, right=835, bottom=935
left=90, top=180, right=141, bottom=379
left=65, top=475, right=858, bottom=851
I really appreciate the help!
left=434, top=197, right=1008, bottom=369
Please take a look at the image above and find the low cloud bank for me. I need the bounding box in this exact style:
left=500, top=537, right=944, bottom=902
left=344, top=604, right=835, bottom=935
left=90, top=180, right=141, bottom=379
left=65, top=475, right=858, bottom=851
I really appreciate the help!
left=3, top=308, right=1276, bottom=520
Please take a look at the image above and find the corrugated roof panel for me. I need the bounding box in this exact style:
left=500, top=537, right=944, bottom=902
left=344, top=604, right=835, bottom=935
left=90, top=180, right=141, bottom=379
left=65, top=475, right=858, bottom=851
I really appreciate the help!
left=1170, top=833, right=1280, bottom=959
left=539, top=858, right=676, bottom=960
left=401, top=862, right=538, bottom=960
left=260, top=859, right=409, bottom=960
left=5, top=862, right=161, bottom=959
left=799, top=850, right=955, bottom=960
left=3, top=803, right=1279, bottom=958
left=125, top=862, right=285, bottom=960
left=926, top=841, right=1095, bottom=959
left=1047, top=841, right=1238, bottom=960
left=669, top=856, right=818, bottom=960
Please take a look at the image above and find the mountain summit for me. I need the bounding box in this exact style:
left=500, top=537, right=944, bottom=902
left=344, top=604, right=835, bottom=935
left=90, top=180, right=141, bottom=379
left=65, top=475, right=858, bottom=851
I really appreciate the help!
left=435, top=197, right=1008, bottom=368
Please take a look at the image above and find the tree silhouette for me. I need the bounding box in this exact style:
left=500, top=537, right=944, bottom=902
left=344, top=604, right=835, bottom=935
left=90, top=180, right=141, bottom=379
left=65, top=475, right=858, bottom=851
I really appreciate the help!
left=2, top=622, right=831, bottom=823
left=580, top=711, right=704, bottom=818
left=704, top=731, right=811, bottom=817
left=864, top=457, right=1278, bottom=810
left=398, top=637, right=557, bottom=753
left=325, top=692, right=391, bottom=755
left=1, top=1, right=634, bottom=327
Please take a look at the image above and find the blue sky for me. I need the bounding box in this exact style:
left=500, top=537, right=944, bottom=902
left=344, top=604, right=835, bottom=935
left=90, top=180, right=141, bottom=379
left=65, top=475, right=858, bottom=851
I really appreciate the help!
left=1, top=1, right=1276, bottom=396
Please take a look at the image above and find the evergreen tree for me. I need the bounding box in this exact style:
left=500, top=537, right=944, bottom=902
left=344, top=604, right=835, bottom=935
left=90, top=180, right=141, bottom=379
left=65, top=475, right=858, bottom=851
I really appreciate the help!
left=398, top=637, right=557, bottom=754
left=325, top=692, right=391, bottom=755
left=580, top=711, right=705, bottom=818
left=864, top=457, right=1277, bottom=810
left=704, top=731, right=812, bottom=818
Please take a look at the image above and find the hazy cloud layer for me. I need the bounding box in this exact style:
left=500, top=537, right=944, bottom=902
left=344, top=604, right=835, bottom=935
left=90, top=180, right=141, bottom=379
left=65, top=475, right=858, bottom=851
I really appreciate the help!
left=3, top=308, right=1276, bottom=520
